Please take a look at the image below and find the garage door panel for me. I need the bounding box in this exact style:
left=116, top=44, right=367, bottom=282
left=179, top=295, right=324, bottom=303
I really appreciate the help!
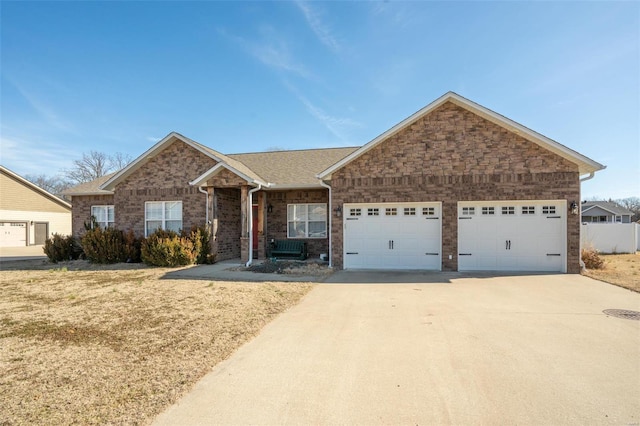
left=344, top=203, right=441, bottom=270
left=458, top=201, right=566, bottom=272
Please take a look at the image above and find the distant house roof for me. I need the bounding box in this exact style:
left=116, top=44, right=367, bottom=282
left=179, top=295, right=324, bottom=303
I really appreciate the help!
left=581, top=201, right=634, bottom=216
left=1, top=165, right=72, bottom=210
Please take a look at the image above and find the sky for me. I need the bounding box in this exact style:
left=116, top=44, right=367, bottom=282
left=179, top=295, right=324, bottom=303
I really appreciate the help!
left=1, top=1, right=638, bottom=199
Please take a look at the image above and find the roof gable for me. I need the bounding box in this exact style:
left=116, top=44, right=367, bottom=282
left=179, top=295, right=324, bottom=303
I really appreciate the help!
left=581, top=201, right=633, bottom=216
left=0, top=165, right=71, bottom=211
left=317, top=92, right=605, bottom=179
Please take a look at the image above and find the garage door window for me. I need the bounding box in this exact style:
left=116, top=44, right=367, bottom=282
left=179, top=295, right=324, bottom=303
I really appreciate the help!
left=145, top=201, right=182, bottom=236
left=542, top=206, right=556, bottom=215
left=462, top=207, right=475, bottom=215
left=368, top=208, right=379, bottom=216
left=422, top=207, right=435, bottom=216
left=287, top=204, right=326, bottom=238
left=482, top=207, right=495, bottom=215
left=385, top=208, right=397, bottom=216
left=501, top=206, right=515, bottom=215
left=522, top=206, right=535, bottom=215
left=91, top=205, right=114, bottom=228
left=349, top=208, right=362, bottom=217
left=403, top=207, right=416, bottom=216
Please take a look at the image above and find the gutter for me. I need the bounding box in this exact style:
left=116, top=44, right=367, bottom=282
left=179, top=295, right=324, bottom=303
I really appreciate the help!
left=580, top=172, right=595, bottom=182
left=319, top=180, right=333, bottom=268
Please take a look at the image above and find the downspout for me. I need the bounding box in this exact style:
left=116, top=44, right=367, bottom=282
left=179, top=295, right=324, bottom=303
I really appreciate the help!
left=245, top=184, right=263, bottom=267
left=580, top=172, right=595, bottom=182
left=197, top=187, right=209, bottom=223
left=319, top=180, right=333, bottom=268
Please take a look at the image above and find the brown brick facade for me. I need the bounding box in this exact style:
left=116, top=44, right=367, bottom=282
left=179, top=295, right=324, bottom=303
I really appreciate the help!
left=265, top=189, right=329, bottom=260
left=329, top=102, right=581, bottom=273
left=214, top=188, right=241, bottom=260
left=70, top=194, right=114, bottom=237
left=114, top=141, right=217, bottom=236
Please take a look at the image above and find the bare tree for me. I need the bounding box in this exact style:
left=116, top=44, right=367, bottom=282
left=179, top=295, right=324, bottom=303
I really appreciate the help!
left=616, top=197, right=640, bottom=222
left=25, top=174, right=72, bottom=200
left=64, top=151, right=133, bottom=184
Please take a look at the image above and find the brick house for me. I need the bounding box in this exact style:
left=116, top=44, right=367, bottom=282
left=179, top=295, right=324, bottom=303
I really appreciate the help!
left=64, top=92, right=604, bottom=273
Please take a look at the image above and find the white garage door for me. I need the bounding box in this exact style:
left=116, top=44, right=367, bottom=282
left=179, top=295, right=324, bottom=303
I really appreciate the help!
left=458, top=201, right=566, bottom=272
left=344, top=202, right=441, bottom=270
left=0, top=222, right=27, bottom=247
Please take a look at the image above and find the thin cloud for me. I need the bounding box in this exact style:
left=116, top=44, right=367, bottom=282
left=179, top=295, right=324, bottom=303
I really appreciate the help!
left=146, top=136, right=161, bottom=143
left=0, top=135, right=77, bottom=176
left=218, top=27, right=311, bottom=78
left=10, top=81, right=77, bottom=133
left=283, top=81, right=361, bottom=142
left=295, top=1, right=341, bottom=53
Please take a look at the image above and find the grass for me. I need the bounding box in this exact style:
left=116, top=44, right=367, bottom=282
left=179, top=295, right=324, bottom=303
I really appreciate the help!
left=582, top=252, right=640, bottom=293
left=0, top=260, right=313, bottom=425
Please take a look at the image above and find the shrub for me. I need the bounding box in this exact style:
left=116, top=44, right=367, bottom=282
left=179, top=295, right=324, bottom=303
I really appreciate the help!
left=185, top=225, right=213, bottom=264
left=141, top=230, right=197, bottom=267
left=81, top=227, right=142, bottom=264
left=582, top=248, right=605, bottom=270
left=43, top=234, right=82, bottom=263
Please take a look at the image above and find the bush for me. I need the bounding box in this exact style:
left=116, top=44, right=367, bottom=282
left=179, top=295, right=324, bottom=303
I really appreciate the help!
left=141, top=230, right=197, bottom=267
left=43, top=234, right=82, bottom=263
left=185, top=225, right=213, bottom=264
left=81, top=227, right=142, bottom=264
left=582, top=248, right=605, bottom=270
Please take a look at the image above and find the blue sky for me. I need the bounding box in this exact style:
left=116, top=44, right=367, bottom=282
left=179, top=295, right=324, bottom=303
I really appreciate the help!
left=1, top=1, right=638, bottom=199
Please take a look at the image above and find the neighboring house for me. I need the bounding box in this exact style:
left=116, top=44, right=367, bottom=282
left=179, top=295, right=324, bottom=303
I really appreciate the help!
left=64, top=92, right=605, bottom=273
left=580, top=201, right=638, bottom=253
left=0, top=165, right=72, bottom=247
left=581, top=201, right=634, bottom=223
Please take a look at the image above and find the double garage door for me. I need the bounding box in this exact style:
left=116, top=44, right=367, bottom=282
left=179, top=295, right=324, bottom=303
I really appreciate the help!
left=343, top=200, right=566, bottom=272
left=0, top=222, right=27, bottom=247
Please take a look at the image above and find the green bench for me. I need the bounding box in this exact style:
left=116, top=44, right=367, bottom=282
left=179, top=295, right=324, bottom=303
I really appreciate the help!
left=269, top=240, right=308, bottom=260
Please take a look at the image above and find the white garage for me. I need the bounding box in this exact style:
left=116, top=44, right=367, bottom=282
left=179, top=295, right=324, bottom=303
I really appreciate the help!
left=458, top=200, right=566, bottom=272
left=343, top=202, right=441, bottom=270
left=0, top=222, right=27, bottom=247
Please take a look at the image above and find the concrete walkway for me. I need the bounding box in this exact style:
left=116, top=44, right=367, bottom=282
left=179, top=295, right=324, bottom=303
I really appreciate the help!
left=154, top=273, right=640, bottom=425
left=0, top=245, right=46, bottom=262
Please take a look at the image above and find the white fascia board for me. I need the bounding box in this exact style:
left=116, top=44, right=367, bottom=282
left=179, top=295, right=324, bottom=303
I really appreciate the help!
left=265, top=183, right=325, bottom=190
left=317, top=91, right=605, bottom=178
left=101, top=132, right=224, bottom=191
left=189, top=163, right=267, bottom=187
left=1, top=165, right=72, bottom=210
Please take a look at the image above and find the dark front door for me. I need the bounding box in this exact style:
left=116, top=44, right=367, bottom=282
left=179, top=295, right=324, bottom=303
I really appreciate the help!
left=34, top=222, right=48, bottom=245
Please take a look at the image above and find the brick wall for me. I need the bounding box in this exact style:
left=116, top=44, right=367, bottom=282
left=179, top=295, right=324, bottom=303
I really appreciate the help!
left=215, top=188, right=241, bottom=260
left=70, top=194, right=114, bottom=237
left=265, top=189, right=329, bottom=259
left=114, top=140, right=216, bottom=236
left=330, top=102, right=581, bottom=272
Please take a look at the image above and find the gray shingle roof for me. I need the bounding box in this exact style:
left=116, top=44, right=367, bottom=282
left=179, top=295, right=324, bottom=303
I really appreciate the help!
left=581, top=201, right=634, bottom=216
left=229, top=147, right=358, bottom=186
left=62, top=173, right=117, bottom=196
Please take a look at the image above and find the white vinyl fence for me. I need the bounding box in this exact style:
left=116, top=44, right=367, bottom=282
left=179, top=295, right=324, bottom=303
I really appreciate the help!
left=581, top=223, right=639, bottom=254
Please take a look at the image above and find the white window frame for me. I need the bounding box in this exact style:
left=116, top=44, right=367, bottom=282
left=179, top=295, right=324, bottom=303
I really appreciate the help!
left=91, top=205, right=115, bottom=229
left=287, top=203, right=327, bottom=239
left=145, top=201, right=183, bottom=236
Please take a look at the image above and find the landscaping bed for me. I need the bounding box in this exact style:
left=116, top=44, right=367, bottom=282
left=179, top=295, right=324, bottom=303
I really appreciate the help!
left=0, top=260, right=313, bottom=425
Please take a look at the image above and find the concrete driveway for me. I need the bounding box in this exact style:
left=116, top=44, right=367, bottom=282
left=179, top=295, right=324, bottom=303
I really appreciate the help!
left=154, top=273, right=640, bottom=425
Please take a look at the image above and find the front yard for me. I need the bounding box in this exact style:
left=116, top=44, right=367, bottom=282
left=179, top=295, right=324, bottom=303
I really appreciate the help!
left=0, top=260, right=313, bottom=425
left=582, top=252, right=639, bottom=293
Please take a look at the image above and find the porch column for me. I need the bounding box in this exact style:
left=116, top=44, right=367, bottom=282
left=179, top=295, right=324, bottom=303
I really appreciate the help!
left=240, top=185, right=249, bottom=262
left=257, top=191, right=266, bottom=260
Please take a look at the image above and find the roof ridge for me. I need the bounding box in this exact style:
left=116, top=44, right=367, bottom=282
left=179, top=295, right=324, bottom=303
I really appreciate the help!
left=228, top=146, right=360, bottom=156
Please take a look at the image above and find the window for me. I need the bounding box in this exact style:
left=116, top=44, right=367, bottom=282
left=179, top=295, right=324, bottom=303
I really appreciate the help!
left=522, top=206, right=535, bottom=215
left=482, top=206, right=495, bottom=215
left=367, top=208, right=379, bottom=216
left=542, top=206, right=556, bottom=215
left=91, top=205, right=115, bottom=228
left=462, top=207, right=475, bottom=215
left=145, top=201, right=182, bottom=236
left=287, top=203, right=326, bottom=238
left=403, top=207, right=416, bottom=216
left=422, top=207, right=435, bottom=216
left=501, top=206, right=515, bottom=215
left=349, top=208, right=362, bottom=216
left=385, top=208, right=397, bottom=216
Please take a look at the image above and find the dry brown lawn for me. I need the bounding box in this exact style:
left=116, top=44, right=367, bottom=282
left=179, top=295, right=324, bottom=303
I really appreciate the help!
left=582, top=253, right=640, bottom=293
left=0, top=260, right=313, bottom=425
